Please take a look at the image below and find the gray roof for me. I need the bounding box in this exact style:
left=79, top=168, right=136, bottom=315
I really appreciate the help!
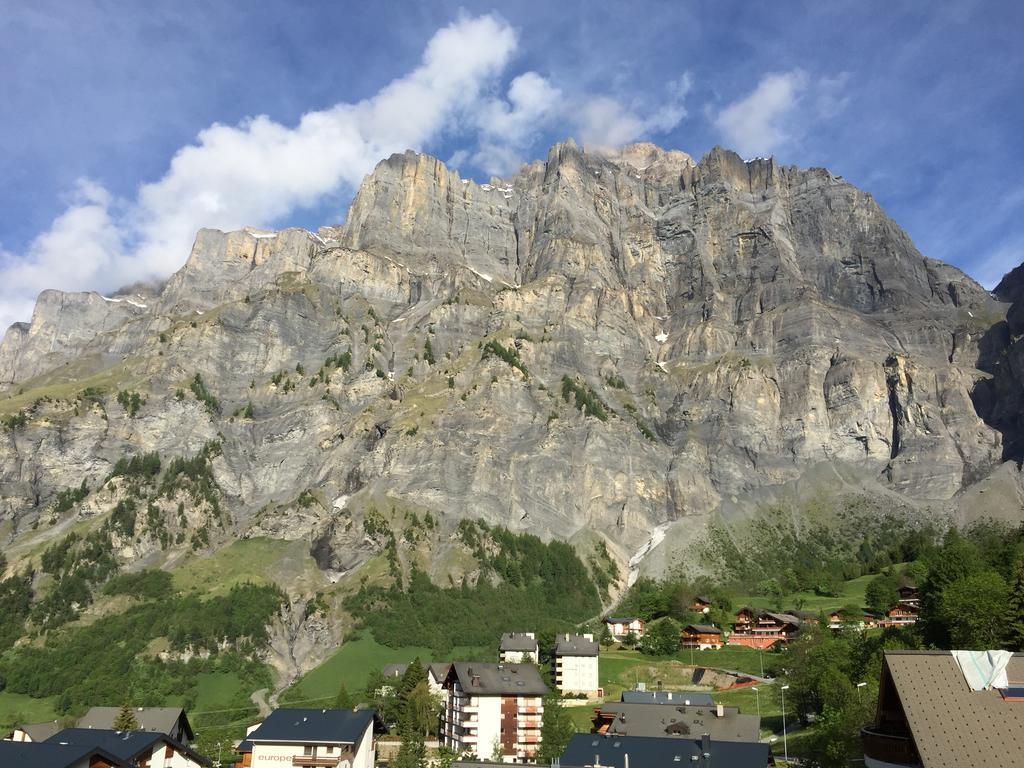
left=554, top=634, right=599, bottom=657
left=620, top=690, right=715, bottom=706
left=382, top=663, right=408, bottom=678
left=595, top=702, right=759, bottom=742
left=246, top=708, right=375, bottom=744
left=499, top=633, right=538, bottom=652
left=605, top=616, right=641, bottom=623
left=428, top=662, right=452, bottom=680
left=0, top=741, right=129, bottom=768
left=15, top=720, right=62, bottom=742
left=449, top=662, right=548, bottom=696
left=77, top=706, right=193, bottom=740
left=562, top=733, right=770, bottom=768
left=878, top=650, right=1024, bottom=768
left=46, top=728, right=210, bottom=766
left=683, top=624, right=721, bottom=635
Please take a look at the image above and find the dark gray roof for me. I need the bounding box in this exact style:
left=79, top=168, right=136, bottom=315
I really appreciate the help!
left=0, top=741, right=129, bottom=768
left=46, top=728, right=210, bottom=766
left=561, top=733, right=770, bottom=768
left=620, top=690, right=715, bottom=706
left=554, top=634, right=599, bottom=657
left=428, top=662, right=452, bottom=680
left=595, top=702, right=759, bottom=742
left=683, top=624, right=721, bottom=634
left=246, top=708, right=375, bottom=744
left=382, top=663, right=408, bottom=678
left=605, top=616, right=641, bottom=623
left=449, top=662, right=548, bottom=696
left=499, top=633, right=538, bottom=652
left=77, top=706, right=193, bottom=740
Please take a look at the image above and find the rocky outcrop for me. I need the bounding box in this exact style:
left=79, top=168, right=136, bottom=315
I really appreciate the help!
left=0, top=141, right=1020, bottom=589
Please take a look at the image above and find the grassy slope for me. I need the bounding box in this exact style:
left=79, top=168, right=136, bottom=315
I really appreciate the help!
left=733, top=571, right=876, bottom=613
left=0, top=692, right=60, bottom=730
left=172, top=537, right=325, bottom=597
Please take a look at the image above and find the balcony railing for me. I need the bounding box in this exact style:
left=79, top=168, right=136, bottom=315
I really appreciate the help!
left=861, top=726, right=921, bottom=767
left=291, top=756, right=346, bottom=767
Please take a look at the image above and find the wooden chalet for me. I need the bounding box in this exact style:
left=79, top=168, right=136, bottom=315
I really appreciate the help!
left=680, top=624, right=723, bottom=650
left=728, top=609, right=801, bottom=649
left=879, top=602, right=919, bottom=627
left=690, top=596, right=713, bottom=613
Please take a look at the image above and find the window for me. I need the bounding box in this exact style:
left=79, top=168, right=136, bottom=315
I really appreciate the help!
left=326, top=746, right=334, bottom=754
left=304, top=745, right=313, bottom=755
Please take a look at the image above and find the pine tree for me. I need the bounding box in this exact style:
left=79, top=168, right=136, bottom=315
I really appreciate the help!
left=391, top=721, right=427, bottom=768
left=113, top=702, right=139, bottom=731
left=536, top=692, right=576, bottom=764
left=1006, top=552, right=1024, bottom=651
left=333, top=682, right=353, bottom=710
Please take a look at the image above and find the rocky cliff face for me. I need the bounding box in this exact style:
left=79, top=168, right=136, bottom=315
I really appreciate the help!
left=1, top=141, right=1021, bottom=602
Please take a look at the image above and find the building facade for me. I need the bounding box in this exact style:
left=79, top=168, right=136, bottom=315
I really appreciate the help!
left=441, top=663, right=547, bottom=763
left=498, top=633, right=539, bottom=664
left=239, top=708, right=375, bottom=768
left=552, top=635, right=600, bottom=697
left=605, top=617, right=645, bottom=640
left=680, top=624, right=723, bottom=650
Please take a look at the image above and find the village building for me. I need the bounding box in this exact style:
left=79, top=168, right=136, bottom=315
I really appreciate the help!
left=0, top=740, right=130, bottom=768
left=680, top=624, right=723, bottom=650
left=829, top=610, right=879, bottom=631
left=561, top=733, right=772, bottom=768
left=728, top=609, right=801, bottom=648
left=499, top=633, right=539, bottom=663
left=690, top=596, right=712, bottom=613
left=591, top=701, right=760, bottom=742
left=862, top=650, right=1024, bottom=768
left=878, top=602, right=919, bottom=628
left=604, top=617, right=645, bottom=640
left=440, top=662, right=547, bottom=763
left=896, top=585, right=920, bottom=608
left=76, top=706, right=195, bottom=745
left=46, top=728, right=209, bottom=767
left=237, top=708, right=376, bottom=768
left=620, top=690, right=715, bottom=706
left=552, top=634, right=601, bottom=697
left=6, top=720, right=62, bottom=743
left=381, top=662, right=451, bottom=695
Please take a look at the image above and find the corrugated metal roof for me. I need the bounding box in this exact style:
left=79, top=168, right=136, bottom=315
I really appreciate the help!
left=884, top=650, right=1024, bottom=767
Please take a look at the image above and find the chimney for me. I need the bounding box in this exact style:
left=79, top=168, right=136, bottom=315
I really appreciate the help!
left=701, top=733, right=710, bottom=754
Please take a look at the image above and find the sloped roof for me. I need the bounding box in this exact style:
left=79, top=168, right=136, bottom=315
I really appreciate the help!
left=449, top=662, right=548, bottom=696
left=245, top=708, right=375, bottom=744
left=561, top=733, right=769, bottom=768
left=605, top=616, right=641, bottom=623
left=47, top=728, right=210, bottom=766
left=382, top=663, right=408, bottom=678
left=683, top=624, right=721, bottom=635
left=0, top=741, right=129, bottom=768
left=499, top=633, right=538, bottom=652
left=881, top=650, right=1024, bottom=768
left=554, top=634, right=599, bottom=656
left=596, top=702, right=758, bottom=742
left=15, top=720, right=62, bottom=742
left=78, top=706, right=193, bottom=740
left=620, top=690, right=715, bottom=706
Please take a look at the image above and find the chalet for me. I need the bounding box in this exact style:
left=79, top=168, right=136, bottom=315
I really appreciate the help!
left=499, top=632, right=539, bottom=663
left=862, top=650, right=1024, bottom=768
left=728, top=610, right=801, bottom=649
left=878, top=602, right=919, bottom=628
left=0, top=740, right=130, bottom=768
left=6, top=720, right=62, bottom=743
left=77, top=706, right=195, bottom=745
left=897, top=584, right=920, bottom=608
left=238, top=708, right=376, bottom=768
left=605, top=617, right=645, bottom=640
left=786, top=609, right=821, bottom=625
left=690, top=596, right=712, bottom=613
left=381, top=662, right=450, bottom=695
left=828, top=610, right=878, bottom=631
left=680, top=624, right=723, bottom=650
left=620, top=690, right=715, bottom=706
left=591, top=702, right=759, bottom=742
left=552, top=634, right=601, bottom=697
left=441, top=662, right=547, bottom=762
left=46, top=728, right=209, bottom=767
left=561, top=733, right=772, bottom=768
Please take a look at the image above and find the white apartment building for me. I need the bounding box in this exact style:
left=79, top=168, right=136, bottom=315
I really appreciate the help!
left=441, top=662, right=547, bottom=763
left=239, top=708, right=376, bottom=768
left=605, top=616, right=645, bottom=640
left=552, top=634, right=601, bottom=697
left=498, top=632, right=539, bottom=663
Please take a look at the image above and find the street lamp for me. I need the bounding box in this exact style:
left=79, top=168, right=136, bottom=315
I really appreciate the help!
left=857, top=681, right=867, bottom=701
left=751, top=686, right=760, bottom=719
left=780, top=684, right=790, bottom=766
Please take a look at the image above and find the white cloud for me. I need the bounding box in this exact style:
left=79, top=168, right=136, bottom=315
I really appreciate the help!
left=0, top=13, right=518, bottom=330
left=971, top=235, right=1024, bottom=290
left=714, top=70, right=810, bottom=158
left=0, top=14, right=693, bottom=330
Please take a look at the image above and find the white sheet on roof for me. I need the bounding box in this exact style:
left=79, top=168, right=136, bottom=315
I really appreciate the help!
left=952, top=649, right=1013, bottom=690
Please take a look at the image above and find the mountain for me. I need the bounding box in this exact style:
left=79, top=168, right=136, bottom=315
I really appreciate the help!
left=1, top=140, right=1022, bottom=671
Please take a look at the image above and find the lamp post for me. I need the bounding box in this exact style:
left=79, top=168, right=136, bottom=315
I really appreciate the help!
left=751, top=686, right=760, bottom=719
left=759, top=645, right=764, bottom=678
left=780, top=684, right=790, bottom=765
left=856, top=681, right=867, bottom=700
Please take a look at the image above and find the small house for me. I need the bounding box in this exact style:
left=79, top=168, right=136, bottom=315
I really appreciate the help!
left=605, top=616, right=646, bottom=640
left=680, top=624, right=723, bottom=650
left=499, top=632, right=539, bottom=663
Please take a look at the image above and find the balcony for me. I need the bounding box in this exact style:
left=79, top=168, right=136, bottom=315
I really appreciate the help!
left=861, top=726, right=921, bottom=767
left=291, top=755, right=347, bottom=767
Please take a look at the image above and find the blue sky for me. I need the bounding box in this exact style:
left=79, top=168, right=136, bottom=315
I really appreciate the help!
left=1, top=0, right=1022, bottom=328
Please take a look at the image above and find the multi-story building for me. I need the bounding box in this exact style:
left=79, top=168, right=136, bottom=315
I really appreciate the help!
left=499, top=633, right=539, bottom=663
left=441, top=662, right=547, bottom=763
left=592, top=701, right=760, bottom=742
left=680, top=623, right=723, bottom=650
left=728, top=609, right=801, bottom=649
left=44, top=728, right=209, bottom=767
left=605, top=617, right=645, bottom=640
left=552, top=634, right=600, bottom=697
left=237, top=708, right=376, bottom=768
